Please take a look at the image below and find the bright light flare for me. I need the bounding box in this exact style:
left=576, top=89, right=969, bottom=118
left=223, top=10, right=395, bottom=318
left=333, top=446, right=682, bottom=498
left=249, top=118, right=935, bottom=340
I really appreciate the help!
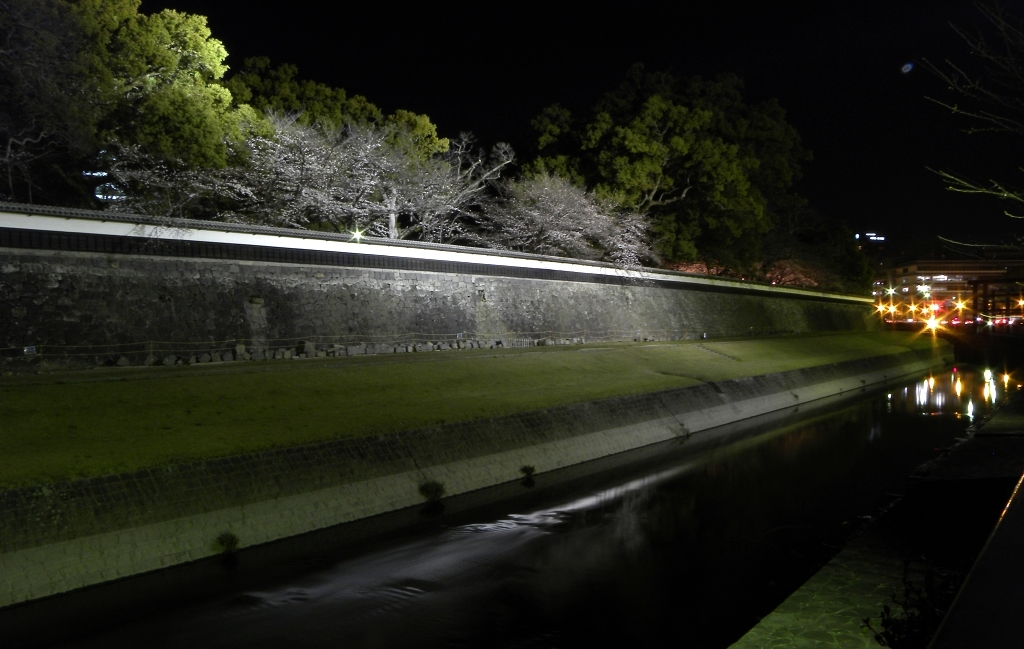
left=985, top=369, right=994, bottom=381
left=925, top=316, right=940, bottom=331
left=928, top=376, right=935, bottom=390
left=955, top=378, right=962, bottom=397
left=350, top=228, right=363, bottom=242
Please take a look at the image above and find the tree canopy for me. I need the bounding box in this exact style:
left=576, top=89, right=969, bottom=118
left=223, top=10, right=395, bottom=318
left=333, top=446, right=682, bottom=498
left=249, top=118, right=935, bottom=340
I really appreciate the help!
left=528, top=66, right=810, bottom=271
left=223, top=57, right=449, bottom=159
left=0, top=0, right=449, bottom=205
left=73, top=0, right=254, bottom=168
left=224, top=56, right=381, bottom=128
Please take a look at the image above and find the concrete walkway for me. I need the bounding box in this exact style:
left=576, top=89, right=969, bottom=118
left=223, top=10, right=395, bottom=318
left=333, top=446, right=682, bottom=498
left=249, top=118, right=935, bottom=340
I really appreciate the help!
left=929, top=396, right=1024, bottom=649
left=731, top=390, right=1024, bottom=649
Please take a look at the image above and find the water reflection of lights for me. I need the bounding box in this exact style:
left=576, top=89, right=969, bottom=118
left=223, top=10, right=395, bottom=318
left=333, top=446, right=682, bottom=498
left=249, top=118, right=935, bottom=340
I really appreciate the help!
left=906, top=370, right=992, bottom=416
left=968, top=400, right=974, bottom=419
left=916, top=381, right=929, bottom=407
left=985, top=369, right=994, bottom=381
left=988, top=380, right=999, bottom=404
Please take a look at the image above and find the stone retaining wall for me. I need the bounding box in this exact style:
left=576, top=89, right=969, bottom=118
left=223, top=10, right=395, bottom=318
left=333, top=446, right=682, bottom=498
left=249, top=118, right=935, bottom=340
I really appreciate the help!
left=1, top=246, right=872, bottom=371
left=0, top=345, right=951, bottom=608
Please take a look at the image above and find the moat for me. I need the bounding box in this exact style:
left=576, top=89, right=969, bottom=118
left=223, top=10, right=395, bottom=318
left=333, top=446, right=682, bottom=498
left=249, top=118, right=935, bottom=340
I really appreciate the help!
left=31, top=368, right=993, bottom=648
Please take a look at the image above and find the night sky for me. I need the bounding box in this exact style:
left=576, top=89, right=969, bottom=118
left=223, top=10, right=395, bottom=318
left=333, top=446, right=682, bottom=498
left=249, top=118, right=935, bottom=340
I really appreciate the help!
left=146, top=1, right=1024, bottom=257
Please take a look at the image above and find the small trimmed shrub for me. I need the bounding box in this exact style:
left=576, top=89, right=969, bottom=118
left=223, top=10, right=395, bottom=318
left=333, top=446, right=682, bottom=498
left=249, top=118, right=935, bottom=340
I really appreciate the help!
left=520, top=465, right=536, bottom=488
left=215, top=531, right=239, bottom=554
left=418, top=480, right=445, bottom=502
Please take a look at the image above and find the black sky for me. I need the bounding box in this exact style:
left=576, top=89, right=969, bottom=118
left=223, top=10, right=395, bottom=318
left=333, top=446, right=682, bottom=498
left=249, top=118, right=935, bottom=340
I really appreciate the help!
left=146, top=0, right=1024, bottom=255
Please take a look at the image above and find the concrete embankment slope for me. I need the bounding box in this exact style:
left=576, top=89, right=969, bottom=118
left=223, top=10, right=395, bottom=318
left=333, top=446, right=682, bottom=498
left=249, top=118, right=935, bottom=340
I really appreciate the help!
left=0, top=343, right=951, bottom=609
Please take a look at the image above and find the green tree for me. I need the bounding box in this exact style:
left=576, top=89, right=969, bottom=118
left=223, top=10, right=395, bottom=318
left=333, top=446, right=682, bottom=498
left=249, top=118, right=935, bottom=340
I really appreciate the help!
left=529, top=65, right=809, bottom=272
left=72, top=0, right=253, bottom=169
left=223, top=56, right=383, bottom=128
left=223, top=57, right=448, bottom=158
left=1, top=0, right=259, bottom=204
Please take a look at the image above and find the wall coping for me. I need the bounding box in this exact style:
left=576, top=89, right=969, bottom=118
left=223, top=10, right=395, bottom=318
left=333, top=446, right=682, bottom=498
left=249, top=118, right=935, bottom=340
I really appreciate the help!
left=0, top=201, right=872, bottom=304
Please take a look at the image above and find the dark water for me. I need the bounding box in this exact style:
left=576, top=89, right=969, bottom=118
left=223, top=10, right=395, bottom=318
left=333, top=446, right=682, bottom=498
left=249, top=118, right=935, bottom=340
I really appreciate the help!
left=51, top=368, right=1004, bottom=649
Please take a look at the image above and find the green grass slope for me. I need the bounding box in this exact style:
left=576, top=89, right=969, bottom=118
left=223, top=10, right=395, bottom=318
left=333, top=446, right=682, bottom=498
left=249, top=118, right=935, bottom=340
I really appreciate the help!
left=0, top=332, right=942, bottom=488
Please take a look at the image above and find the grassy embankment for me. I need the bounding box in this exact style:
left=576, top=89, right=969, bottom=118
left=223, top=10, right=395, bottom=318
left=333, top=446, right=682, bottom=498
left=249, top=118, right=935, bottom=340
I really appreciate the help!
left=0, top=332, right=943, bottom=488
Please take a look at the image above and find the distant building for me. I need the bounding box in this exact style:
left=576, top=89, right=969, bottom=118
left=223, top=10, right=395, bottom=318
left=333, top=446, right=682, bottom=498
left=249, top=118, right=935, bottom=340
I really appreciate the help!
left=875, top=259, right=1024, bottom=324
left=855, top=231, right=886, bottom=246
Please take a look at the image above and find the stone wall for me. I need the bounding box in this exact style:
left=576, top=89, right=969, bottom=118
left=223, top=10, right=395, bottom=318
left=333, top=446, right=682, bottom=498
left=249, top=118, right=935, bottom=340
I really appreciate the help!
left=0, top=247, right=873, bottom=370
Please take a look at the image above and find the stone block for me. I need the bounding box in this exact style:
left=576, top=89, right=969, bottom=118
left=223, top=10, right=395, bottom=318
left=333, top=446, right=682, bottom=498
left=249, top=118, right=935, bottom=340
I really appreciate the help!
left=220, top=351, right=233, bottom=362
left=198, top=353, right=212, bottom=363
left=162, top=355, right=176, bottom=366
left=187, top=355, right=197, bottom=365
left=143, top=354, right=157, bottom=366
left=116, top=356, right=130, bottom=367
left=316, top=351, right=326, bottom=358
left=414, top=343, right=431, bottom=352
left=250, top=350, right=264, bottom=361
left=346, top=344, right=366, bottom=356
left=303, top=341, right=316, bottom=356
left=242, top=352, right=251, bottom=361
left=234, top=344, right=246, bottom=356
